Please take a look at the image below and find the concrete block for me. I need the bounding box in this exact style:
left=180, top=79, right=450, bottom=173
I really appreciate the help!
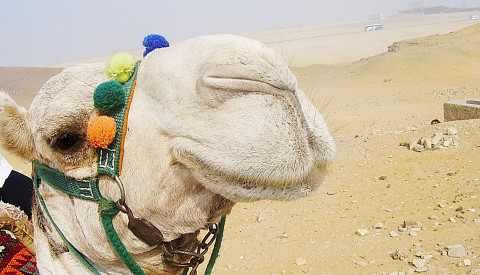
left=444, top=98, right=480, bottom=122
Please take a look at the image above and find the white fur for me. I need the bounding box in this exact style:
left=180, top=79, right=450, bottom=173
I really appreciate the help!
left=0, top=34, right=335, bottom=274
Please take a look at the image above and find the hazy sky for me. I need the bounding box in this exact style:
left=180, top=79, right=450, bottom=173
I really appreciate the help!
left=1, top=0, right=479, bottom=66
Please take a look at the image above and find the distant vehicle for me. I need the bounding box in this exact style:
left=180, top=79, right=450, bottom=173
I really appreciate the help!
left=470, top=15, right=478, bottom=20
left=365, top=24, right=383, bottom=31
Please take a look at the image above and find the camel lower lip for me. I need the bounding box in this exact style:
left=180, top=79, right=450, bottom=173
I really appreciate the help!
left=196, top=167, right=327, bottom=202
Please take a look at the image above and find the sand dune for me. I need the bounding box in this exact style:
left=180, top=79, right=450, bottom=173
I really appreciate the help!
left=51, top=12, right=480, bottom=68
left=1, top=12, right=480, bottom=274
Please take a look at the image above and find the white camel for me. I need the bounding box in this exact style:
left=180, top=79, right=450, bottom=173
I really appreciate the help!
left=0, top=34, right=335, bottom=274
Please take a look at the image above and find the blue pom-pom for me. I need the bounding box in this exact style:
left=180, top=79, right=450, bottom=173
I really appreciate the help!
left=94, top=81, right=125, bottom=113
left=142, top=34, right=169, bottom=57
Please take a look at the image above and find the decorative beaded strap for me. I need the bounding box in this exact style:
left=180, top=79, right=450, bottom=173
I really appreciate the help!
left=96, top=62, right=139, bottom=178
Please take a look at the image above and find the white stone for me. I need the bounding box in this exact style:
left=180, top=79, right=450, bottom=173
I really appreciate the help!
left=412, top=144, right=424, bottom=152
left=446, top=245, right=467, bottom=258
left=447, top=127, right=458, bottom=135
left=353, top=260, right=368, bottom=267
left=373, top=222, right=383, bottom=229
left=390, top=231, right=399, bottom=237
left=412, top=258, right=426, bottom=268
left=431, top=135, right=442, bottom=145
left=295, top=257, right=307, bottom=265
left=408, top=138, right=420, bottom=150
left=391, top=249, right=408, bottom=261
left=423, top=138, right=432, bottom=149
left=409, top=231, right=418, bottom=237
left=415, top=267, right=428, bottom=272
left=355, top=228, right=369, bottom=236
left=464, top=259, right=472, bottom=266
left=256, top=212, right=266, bottom=222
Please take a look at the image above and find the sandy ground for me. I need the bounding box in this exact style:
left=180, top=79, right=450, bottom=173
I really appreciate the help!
left=1, top=12, right=480, bottom=274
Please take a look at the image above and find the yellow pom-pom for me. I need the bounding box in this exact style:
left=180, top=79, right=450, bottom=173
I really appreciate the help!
left=106, top=52, right=135, bottom=83
left=87, top=116, right=117, bottom=148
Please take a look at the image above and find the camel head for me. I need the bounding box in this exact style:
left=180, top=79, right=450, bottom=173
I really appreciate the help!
left=0, top=34, right=335, bottom=273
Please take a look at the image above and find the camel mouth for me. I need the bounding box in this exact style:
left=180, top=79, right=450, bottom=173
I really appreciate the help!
left=172, top=142, right=330, bottom=202
left=195, top=164, right=328, bottom=202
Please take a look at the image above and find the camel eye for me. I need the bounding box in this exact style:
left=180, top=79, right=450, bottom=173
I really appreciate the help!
left=55, top=133, right=79, bottom=151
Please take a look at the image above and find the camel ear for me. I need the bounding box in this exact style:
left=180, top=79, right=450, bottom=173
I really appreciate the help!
left=0, top=91, right=35, bottom=160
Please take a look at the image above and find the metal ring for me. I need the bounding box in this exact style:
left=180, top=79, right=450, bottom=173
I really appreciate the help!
left=114, top=175, right=126, bottom=205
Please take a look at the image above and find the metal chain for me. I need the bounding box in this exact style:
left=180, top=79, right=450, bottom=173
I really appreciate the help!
left=164, top=223, right=220, bottom=275
left=115, top=201, right=220, bottom=275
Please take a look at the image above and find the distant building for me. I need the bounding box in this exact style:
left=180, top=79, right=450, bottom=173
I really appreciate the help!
left=371, top=13, right=384, bottom=20
left=364, top=24, right=383, bottom=31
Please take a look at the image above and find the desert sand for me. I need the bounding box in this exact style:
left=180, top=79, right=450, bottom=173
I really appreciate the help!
left=1, top=12, right=480, bottom=274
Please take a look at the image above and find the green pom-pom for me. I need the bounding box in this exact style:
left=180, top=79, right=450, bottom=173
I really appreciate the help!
left=106, top=52, right=135, bottom=83
left=94, top=81, right=125, bottom=113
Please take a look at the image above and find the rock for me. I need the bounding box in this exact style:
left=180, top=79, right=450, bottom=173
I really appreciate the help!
left=428, top=215, right=439, bottom=220
left=404, top=220, right=416, bottom=227
left=415, top=267, right=428, bottom=272
left=256, top=212, right=266, bottom=222
left=412, top=144, right=424, bottom=152
left=449, top=217, right=456, bottom=223
left=431, top=135, right=443, bottom=146
left=442, top=139, right=451, bottom=147
left=373, top=222, right=384, bottom=229
left=412, top=258, right=426, bottom=268
left=409, top=231, right=418, bottom=237
left=420, top=137, right=426, bottom=144
left=446, top=245, right=466, bottom=258
left=474, top=218, right=480, bottom=224
left=437, top=203, right=446, bottom=208
left=423, top=138, right=432, bottom=149
left=353, top=260, right=368, bottom=267
left=295, top=257, right=307, bottom=265
left=326, top=191, right=336, bottom=195
left=355, top=228, right=369, bottom=236
left=408, top=138, right=420, bottom=150
left=391, top=249, right=408, bottom=261
left=390, top=231, right=399, bottom=237
left=447, top=127, right=458, bottom=135
left=464, top=259, right=472, bottom=266
left=379, top=176, right=387, bottom=180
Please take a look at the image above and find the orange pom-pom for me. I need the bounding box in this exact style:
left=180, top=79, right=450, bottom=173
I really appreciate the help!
left=87, top=116, right=117, bottom=148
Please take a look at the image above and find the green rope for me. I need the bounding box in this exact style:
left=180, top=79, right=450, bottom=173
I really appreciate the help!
left=98, top=199, right=146, bottom=275
left=33, top=175, right=101, bottom=275
left=204, top=216, right=226, bottom=275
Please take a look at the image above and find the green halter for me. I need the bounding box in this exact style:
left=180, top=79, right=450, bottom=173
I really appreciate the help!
left=33, top=61, right=225, bottom=275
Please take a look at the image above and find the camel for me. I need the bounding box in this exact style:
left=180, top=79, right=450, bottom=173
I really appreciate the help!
left=0, top=34, right=335, bottom=274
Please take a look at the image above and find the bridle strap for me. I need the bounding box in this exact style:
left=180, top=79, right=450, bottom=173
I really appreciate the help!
left=33, top=174, right=101, bottom=275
